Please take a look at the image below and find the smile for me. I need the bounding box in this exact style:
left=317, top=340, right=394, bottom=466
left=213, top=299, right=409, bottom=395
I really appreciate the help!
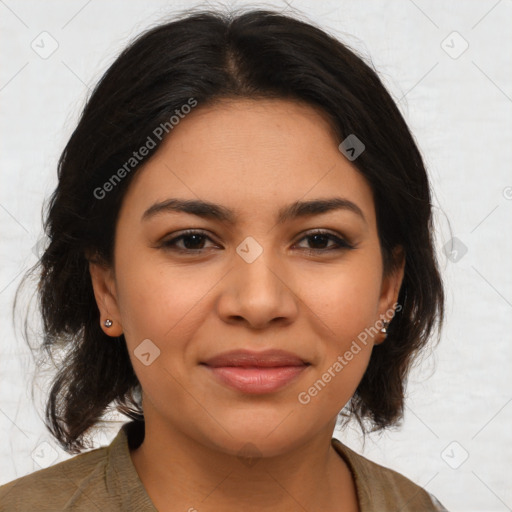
left=203, top=365, right=309, bottom=393
left=201, top=349, right=310, bottom=394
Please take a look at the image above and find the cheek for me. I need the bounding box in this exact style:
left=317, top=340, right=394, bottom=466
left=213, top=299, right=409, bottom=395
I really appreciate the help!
left=303, top=254, right=383, bottom=346
left=306, top=259, right=381, bottom=366
left=289, top=254, right=384, bottom=411
left=114, top=254, right=225, bottom=368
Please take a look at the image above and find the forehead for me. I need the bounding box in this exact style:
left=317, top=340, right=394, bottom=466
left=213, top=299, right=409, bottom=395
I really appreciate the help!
left=120, top=98, right=376, bottom=228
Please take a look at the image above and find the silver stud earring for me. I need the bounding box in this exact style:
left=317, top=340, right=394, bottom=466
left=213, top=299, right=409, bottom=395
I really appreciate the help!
left=380, top=321, right=389, bottom=335
left=104, top=319, right=113, bottom=328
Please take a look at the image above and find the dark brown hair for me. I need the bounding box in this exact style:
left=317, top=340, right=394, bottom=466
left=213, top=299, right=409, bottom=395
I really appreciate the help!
left=18, top=7, right=443, bottom=453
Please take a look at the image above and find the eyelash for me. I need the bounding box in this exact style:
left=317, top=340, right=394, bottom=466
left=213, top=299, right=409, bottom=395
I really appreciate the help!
left=159, top=229, right=355, bottom=255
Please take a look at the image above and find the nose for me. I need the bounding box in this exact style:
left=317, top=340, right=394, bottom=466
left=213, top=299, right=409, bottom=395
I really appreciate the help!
left=215, top=248, right=299, bottom=330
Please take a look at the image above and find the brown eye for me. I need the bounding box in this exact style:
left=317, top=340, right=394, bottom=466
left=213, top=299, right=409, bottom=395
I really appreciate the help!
left=160, top=230, right=217, bottom=252
left=159, top=229, right=354, bottom=255
left=295, top=230, right=354, bottom=253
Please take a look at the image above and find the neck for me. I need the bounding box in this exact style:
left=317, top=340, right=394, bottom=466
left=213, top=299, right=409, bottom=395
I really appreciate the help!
left=129, top=415, right=359, bottom=512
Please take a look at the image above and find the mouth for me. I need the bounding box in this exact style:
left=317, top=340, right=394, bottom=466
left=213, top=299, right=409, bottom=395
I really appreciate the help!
left=200, top=349, right=311, bottom=394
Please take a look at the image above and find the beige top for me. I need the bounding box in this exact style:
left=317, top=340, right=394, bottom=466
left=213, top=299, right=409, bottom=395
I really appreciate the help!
left=0, top=421, right=448, bottom=511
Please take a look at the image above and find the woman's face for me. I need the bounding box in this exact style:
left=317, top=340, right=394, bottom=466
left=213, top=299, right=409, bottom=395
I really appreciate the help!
left=90, top=98, right=403, bottom=457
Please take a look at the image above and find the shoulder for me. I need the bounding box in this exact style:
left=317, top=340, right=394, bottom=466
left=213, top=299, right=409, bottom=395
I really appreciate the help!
left=0, top=421, right=154, bottom=512
left=0, top=443, right=111, bottom=512
left=331, top=438, right=449, bottom=511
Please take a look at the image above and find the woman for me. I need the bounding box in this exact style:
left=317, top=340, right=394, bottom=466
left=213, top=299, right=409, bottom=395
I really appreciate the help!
left=0, top=8, right=447, bottom=511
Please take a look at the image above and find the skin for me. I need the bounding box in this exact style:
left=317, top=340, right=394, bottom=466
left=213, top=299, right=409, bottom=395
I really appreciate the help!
left=89, top=98, right=404, bottom=512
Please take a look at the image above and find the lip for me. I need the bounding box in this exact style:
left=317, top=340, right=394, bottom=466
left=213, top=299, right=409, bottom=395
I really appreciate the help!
left=201, top=349, right=310, bottom=394
left=202, top=349, right=308, bottom=368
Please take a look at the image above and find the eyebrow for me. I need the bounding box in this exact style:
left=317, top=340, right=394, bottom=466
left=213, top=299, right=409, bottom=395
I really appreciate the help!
left=142, top=197, right=366, bottom=224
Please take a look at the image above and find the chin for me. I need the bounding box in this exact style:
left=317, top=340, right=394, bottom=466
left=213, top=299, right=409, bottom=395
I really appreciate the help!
left=212, top=432, right=302, bottom=461
left=200, top=413, right=312, bottom=460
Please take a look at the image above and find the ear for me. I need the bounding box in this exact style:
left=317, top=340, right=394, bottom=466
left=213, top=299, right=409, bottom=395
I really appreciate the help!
left=375, top=246, right=405, bottom=345
left=88, top=259, right=124, bottom=337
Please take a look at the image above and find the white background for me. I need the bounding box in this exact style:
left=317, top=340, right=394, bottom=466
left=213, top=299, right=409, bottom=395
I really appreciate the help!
left=1, top=1, right=511, bottom=510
